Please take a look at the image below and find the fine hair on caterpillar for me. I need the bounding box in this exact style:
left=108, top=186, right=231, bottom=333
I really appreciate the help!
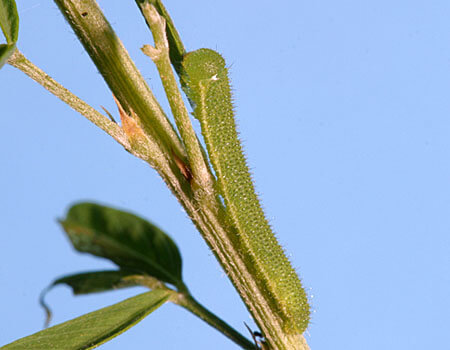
left=181, top=48, right=310, bottom=334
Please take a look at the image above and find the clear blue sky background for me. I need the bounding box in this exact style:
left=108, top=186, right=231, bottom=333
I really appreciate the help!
left=1, top=1, right=450, bottom=349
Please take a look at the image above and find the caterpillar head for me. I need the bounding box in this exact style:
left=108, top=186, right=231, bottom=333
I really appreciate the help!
left=182, top=48, right=226, bottom=83
left=181, top=49, right=229, bottom=109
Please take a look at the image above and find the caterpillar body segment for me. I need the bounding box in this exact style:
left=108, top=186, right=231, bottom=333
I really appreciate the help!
left=181, top=49, right=310, bottom=334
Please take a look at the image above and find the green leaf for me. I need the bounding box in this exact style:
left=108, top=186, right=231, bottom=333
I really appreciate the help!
left=0, top=0, right=19, bottom=44
left=60, top=202, right=184, bottom=288
left=40, top=271, right=168, bottom=328
left=49, top=270, right=144, bottom=295
left=1, top=290, right=171, bottom=350
left=0, top=42, right=14, bottom=69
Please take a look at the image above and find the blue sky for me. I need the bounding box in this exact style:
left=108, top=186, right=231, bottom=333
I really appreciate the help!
left=1, top=1, right=450, bottom=349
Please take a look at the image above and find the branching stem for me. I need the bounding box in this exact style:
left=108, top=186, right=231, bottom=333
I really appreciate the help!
left=7, top=49, right=129, bottom=149
left=8, top=1, right=312, bottom=349
left=140, top=3, right=214, bottom=193
left=134, top=276, right=255, bottom=350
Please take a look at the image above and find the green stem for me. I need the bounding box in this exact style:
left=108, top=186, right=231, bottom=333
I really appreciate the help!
left=135, top=0, right=186, bottom=75
left=7, top=49, right=168, bottom=167
left=52, top=0, right=186, bottom=163
left=140, top=3, right=214, bottom=192
left=134, top=276, right=255, bottom=349
left=175, top=293, right=256, bottom=350
left=7, top=49, right=129, bottom=148
left=20, top=1, right=313, bottom=348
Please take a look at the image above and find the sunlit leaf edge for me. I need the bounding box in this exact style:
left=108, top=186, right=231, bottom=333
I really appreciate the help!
left=1, top=290, right=171, bottom=350
left=0, top=0, right=19, bottom=44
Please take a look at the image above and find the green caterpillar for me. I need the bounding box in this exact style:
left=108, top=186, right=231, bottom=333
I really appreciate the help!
left=181, top=49, right=310, bottom=334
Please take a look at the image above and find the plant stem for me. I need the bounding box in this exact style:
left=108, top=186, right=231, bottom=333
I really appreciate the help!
left=53, top=0, right=187, bottom=164
left=7, top=49, right=129, bottom=148
left=7, top=49, right=167, bottom=168
left=140, top=3, right=214, bottom=192
left=33, top=1, right=312, bottom=348
left=135, top=0, right=186, bottom=75
left=134, top=275, right=255, bottom=349
left=175, top=293, right=256, bottom=350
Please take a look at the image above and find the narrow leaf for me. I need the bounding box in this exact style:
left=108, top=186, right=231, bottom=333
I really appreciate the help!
left=1, top=290, right=171, bottom=350
left=40, top=271, right=167, bottom=328
left=49, top=270, right=144, bottom=296
left=60, top=202, right=183, bottom=288
left=0, top=0, right=19, bottom=44
left=40, top=270, right=145, bottom=328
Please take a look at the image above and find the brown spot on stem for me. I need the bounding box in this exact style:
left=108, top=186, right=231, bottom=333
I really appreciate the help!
left=113, top=95, right=146, bottom=141
left=172, top=151, right=193, bottom=183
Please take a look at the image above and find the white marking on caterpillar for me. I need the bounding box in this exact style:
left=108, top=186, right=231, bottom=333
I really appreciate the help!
left=181, top=48, right=310, bottom=334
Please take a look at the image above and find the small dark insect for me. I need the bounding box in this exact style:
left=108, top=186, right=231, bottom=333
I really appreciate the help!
left=244, top=323, right=268, bottom=349
left=81, top=12, right=88, bottom=17
left=253, top=331, right=263, bottom=338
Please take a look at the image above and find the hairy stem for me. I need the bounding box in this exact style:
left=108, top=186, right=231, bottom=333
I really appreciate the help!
left=140, top=3, right=214, bottom=193
left=28, top=1, right=312, bottom=348
left=7, top=49, right=129, bottom=148
left=135, top=0, right=186, bottom=74
left=53, top=0, right=186, bottom=164
left=131, top=275, right=255, bottom=349
left=175, top=293, right=256, bottom=350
